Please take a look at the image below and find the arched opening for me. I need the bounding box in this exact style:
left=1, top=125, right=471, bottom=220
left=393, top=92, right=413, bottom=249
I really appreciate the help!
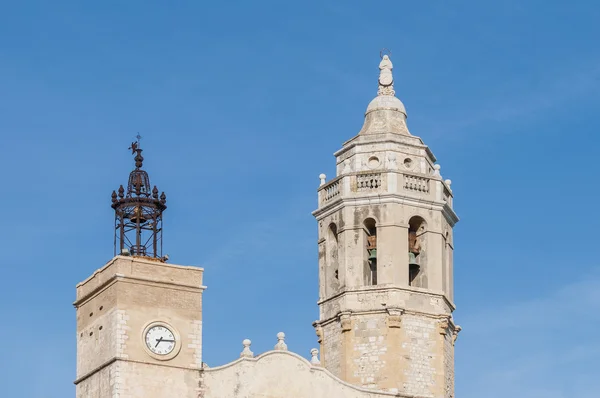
left=408, top=216, right=427, bottom=288
left=364, top=218, right=377, bottom=285
left=327, top=223, right=340, bottom=293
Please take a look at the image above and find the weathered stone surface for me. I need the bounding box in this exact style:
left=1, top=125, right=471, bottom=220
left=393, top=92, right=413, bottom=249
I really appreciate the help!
left=74, top=256, right=205, bottom=398
left=313, top=54, right=460, bottom=397
left=201, top=350, right=420, bottom=398
left=74, top=54, right=461, bottom=398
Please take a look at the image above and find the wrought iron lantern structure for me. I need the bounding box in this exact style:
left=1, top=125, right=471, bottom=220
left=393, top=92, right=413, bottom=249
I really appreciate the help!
left=111, top=140, right=167, bottom=260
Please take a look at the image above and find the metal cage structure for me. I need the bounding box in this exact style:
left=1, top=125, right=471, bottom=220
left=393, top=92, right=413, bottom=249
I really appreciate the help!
left=111, top=141, right=167, bottom=260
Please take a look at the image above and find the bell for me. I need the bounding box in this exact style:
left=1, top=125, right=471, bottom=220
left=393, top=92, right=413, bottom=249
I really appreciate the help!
left=409, top=252, right=419, bottom=266
left=368, top=248, right=377, bottom=261
left=130, top=206, right=146, bottom=222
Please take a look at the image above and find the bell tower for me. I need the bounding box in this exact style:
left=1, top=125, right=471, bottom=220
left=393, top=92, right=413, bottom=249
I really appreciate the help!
left=74, top=139, right=205, bottom=398
left=313, top=54, right=460, bottom=397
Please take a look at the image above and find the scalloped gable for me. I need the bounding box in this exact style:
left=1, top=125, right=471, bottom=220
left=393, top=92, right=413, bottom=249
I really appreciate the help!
left=200, top=350, right=415, bottom=398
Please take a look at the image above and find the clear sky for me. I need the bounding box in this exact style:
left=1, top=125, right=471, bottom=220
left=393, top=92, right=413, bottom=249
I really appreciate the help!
left=1, top=1, right=599, bottom=397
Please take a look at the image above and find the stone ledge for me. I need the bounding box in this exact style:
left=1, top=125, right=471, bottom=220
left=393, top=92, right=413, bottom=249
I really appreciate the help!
left=74, top=256, right=206, bottom=305
left=313, top=194, right=449, bottom=219
left=317, top=284, right=455, bottom=312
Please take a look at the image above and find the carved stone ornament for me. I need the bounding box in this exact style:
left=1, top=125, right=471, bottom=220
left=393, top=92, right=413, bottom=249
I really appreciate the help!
left=310, top=348, right=321, bottom=365
left=339, top=312, right=352, bottom=332
left=314, top=324, right=323, bottom=344
left=387, top=152, right=398, bottom=169
left=452, top=325, right=462, bottom=346
left=274, top=332, right=288, bottom=351
left=386, top=308, right=403, bottom=329
left=438, top=318, right=450, bottom=335
left=342, top=158, right=352, bottom=173
left=240, top=339, right=254, bottom=358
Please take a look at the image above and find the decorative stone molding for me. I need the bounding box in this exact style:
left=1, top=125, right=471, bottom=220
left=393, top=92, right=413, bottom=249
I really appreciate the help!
left=386, top=308, right=403, bottom=328
left=240, top=339, right=254, bottom=358
left=314, top=323, right=324, bottom=344
left=438, top=317, right=450, bottom=335
left=452, top=325, right=462, bottom=346
left=342, top=158, right=352, bottom=173
left=339, top=312, right=352, bottom=332
left=387, top=152, right=398, bottom=170
left=274, top=332, right=288, bottom=351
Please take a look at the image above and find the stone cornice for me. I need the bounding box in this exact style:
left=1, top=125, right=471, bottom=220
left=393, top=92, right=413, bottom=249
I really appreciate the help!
left=76, top=255, right=205, bottom=288
left=336, top=135, right=426, bottom=156
left=74, top=357, right=201, bottom=385
left=317, top=284, right=456, bottom=312
left=313, top=193, right=450, bottom=220
left=442, top=203, right=459, bottom=227
left=316, top=307, right=452, bottom=328
left=73, top=272, right=207, bottom=307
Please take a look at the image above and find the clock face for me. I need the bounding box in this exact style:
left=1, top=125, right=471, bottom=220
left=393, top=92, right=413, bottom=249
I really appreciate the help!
left=145, top=325, right=176, bottom=355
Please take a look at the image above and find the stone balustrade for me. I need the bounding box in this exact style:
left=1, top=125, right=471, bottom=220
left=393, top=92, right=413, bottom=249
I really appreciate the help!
left=317, top=170, right=453, bottom=208
left=403, top=173, right=430, bottom=194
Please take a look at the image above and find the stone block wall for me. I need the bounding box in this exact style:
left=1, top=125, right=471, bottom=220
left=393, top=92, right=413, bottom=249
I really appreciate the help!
left=75, top=362, right=117, bottom=398
left=351, top=314, right=389, bottom=390
left=111, top=361, right=200, bottom=398
left=320, top=320, right=342, bottom=377
left=442, top=327, right=455, bottom=398
left=319, top=310, right=450, bottom=397
left=400, top=314, right=438, bottom=397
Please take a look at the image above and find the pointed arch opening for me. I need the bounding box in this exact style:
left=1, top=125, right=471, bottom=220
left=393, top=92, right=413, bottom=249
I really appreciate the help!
left=364, top=218, right=377, bottom=285
left=408, top=216, right=427, bottom=288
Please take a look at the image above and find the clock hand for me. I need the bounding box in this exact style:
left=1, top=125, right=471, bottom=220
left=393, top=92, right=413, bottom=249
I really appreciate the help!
left=155, top=337, right=163, bottom=348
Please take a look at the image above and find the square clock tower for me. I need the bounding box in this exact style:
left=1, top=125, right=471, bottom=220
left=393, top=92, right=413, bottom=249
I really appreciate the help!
left=74, top=141, right=205, bottom=397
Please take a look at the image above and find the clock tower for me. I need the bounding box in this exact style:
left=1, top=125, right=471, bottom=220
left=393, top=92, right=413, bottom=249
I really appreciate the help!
left=74, top=141, right=205, bottom=397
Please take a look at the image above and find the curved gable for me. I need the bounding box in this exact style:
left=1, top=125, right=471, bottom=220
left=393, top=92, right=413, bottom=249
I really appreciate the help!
left=201, top=350, right=399, bottom=398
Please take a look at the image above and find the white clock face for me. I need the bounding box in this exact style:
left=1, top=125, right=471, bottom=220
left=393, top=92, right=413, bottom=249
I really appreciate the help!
left=145, top=325, right=176, bottom=355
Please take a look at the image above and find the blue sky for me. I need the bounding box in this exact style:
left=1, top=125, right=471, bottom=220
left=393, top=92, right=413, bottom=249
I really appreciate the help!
left=0, top=1, right=599, bottom=397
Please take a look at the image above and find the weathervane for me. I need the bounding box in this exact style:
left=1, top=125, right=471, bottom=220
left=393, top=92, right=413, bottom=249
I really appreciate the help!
left=128, top=133, right=142, bottom=154
left=111, top=136, right=167, bottom=261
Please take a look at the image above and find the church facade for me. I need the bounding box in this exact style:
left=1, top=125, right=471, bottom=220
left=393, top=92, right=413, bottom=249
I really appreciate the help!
left=74, top=54, right=460, bottom=398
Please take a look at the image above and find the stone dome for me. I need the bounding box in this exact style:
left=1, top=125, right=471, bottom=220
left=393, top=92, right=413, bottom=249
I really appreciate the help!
left=365, top=94, right=407, bottom=116
left=358, top=54, right=411, bottom=136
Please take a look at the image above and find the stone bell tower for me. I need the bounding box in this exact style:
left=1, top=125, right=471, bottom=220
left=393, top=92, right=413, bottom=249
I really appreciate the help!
left=74, top=140, right=205, bottom=398
left=312, top=54, right=460, bottom=397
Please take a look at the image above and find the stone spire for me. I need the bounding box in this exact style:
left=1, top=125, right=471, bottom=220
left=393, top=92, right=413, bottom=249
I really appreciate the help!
left=358, top=53, right=410, bottom=136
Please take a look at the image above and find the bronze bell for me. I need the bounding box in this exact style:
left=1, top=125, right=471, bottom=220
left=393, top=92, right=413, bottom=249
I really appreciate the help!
left=130, top=206, right=146, bottom=222
left=368, top=248, right=377, bottom=261
left=409, top=252, right=419, bottom=266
